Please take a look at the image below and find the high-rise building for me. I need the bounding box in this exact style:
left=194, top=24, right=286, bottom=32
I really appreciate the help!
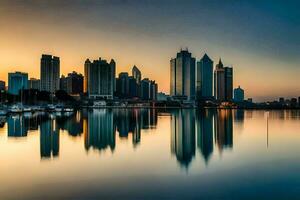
left=116, top=72, right=129, bottom=98
left=132, top=65, right=142, bottom=84
left=170, top=49, right=196, bottom=101
left=0, top=80, right=5, bottom=91
left=28, top=78, right=40, bottom=90
left=224, top=66, right=233, bottom=101
left=40, top=54, right=60, bottom=93
left=196, top=54, right=213, bottom=100
left=84, top=58, right=115, bottom=99
left=214, top=59, right=233, bottom=101
left=8, top=71, right=28, bottom=95
left=60, top=71, right=83, bottom=95
left=140, top=78, right=157, bottom=100
left=233, top=86, right=244, bottom=102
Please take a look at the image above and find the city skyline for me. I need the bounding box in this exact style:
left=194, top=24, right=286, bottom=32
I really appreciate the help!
left=0, top=0, right=299, bottom=101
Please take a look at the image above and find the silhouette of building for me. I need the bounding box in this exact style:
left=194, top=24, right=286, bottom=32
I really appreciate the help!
left=60, top=71, right=83, bottom=95
left=140, top=78, right=157, bottom=100
left=8, top=71, right=28, bottom=95
left=234, top=86, right=244, bottom=102
left=116, top=72, right=129, bottom=98
left=0, top=80, right=5, bottom=91
left=170, top=49, right=196, bottom=101
left=40, top=118, right=59, bottom=158
left=40, top=54, right=60, bottom=93
left=28, top=78, right=40, bottom=90
left=214, top=59, right=233, bottom=101
left=196, top=110, right=214, bottom=163
left=171, top=109, right=196, bottom=168
left=132, top=65, right=142, bottom=84
left=84, top=58, right=115, bottom=99
left=196, top=54, right=213, bottom=100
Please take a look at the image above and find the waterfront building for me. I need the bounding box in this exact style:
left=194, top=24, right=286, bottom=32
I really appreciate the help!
left=84, top=58, right=115, bottom=99
left=8, top=71, right=28, bottom=95
left=170, top=49, right=196, bottom=101
left=196, top=54, right=213, bottom=100
left=214, top=59, right=233, bottom=101
left=140, top=78, right=157, bottom=100
left=0, top=80, right=5, bottom=91
left=28, top=78, right=40, bottom=90
left=132, top=65, right=142, bottom=84
left=60, top=71, right=83, bottom=95
left=233, top=86, right=244, bottom=102
left=116, top=72, right=129, bottom=98
left=40, top=54, right=60, bottom=93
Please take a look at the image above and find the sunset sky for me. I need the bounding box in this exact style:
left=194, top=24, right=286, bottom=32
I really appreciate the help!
left=0, top=0, right=299, bottom=101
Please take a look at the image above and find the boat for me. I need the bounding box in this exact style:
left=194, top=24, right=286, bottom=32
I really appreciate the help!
left=9, top=104, right=23, bottom=113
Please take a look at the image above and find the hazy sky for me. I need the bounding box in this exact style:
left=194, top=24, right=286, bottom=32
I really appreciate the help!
left=0, top=0, right=299, bottom=101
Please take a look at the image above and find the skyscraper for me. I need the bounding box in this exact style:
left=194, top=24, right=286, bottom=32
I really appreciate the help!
left=170, top=49, right=196, bottom=101
left=196, top=54, right=213, bottom=100
left=132, top=65, right=141, bottom=84
left=214, top=59, right=233, bottom=101
left=140, top=78, right=157, bottom=100
left=8, top=71, right=28, bottom=95
left=84, top=58, right=115, bottom=99
left=214, top=59, right=225, bottom=101
left=234, top=86, right=244, bottom=102
left=40, top=54, right=60, bottom=93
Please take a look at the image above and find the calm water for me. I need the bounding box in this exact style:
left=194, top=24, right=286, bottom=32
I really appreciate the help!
left=0, top=109, right=300, bottom=199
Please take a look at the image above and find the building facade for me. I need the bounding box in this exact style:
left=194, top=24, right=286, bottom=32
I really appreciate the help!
left=132, top=65, right=141, bottom=84
left=60, top=72, right=83, bottom=95
left=0, top=81, right=5, bottom=91
left=170, top=49, right=196, bottom=101
left=84, top=58, right=115, bottom=99
left=40, top=54, right=60, bottom=93
left=8, top=72, right=28, bottom=95
left=214, top=59, right=233, bottom=101
left=234, top=86, right=244, bottom=102
left=196, top=54, right=213, bottom=100
left=28, top=78, right=40, bottom=90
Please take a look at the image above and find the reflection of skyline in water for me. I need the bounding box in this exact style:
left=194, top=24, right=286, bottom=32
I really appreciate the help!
left=3, top=109, right=238, bottom=165
left=170, top=109, right=234, bottom=168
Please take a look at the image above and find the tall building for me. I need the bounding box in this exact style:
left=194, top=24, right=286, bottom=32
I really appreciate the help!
left=40, top=54, right=60, bottom=93
left=8, top=71, right=28, bottom=95
left=116, top=72, right=129, bottom=98
left=28, top=78, right=40, bottom=90
left=196, top=54, right=213, bottom=100
left=234, top=86, right=244, bottom=102
left=84, top=58, right=115, bottom=99
left=0, top=80, right=5, bottom=91
left=170, top=49, right=196, bottom=101
left=60, top=71, right=83, bottom=95
left=140, top=78, right=157, bottom=100
left=132, top=65, right=142, bottom=84
left=214, top=59, right=233, bottom=101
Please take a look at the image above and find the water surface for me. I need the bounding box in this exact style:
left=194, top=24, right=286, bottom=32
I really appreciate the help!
left=0, top=109, right=300, bottom=199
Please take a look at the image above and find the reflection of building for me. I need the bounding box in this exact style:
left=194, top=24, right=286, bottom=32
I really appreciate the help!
left=40, top=118, right=59, bottom=158
left=56, top=113, right=83, bottom=136
left=170, top=49, right=196, bottom=101
left=40, top=54, right=60, bottom=93
left=171, top=109, right=196, bottom=168
left=196, top=110, right=214, bottom=163
left=214, top=110, right=233, bottom=151
left=8, top=71, right=28, bottom=95
left=85, top=109, right=115, bottom=152
left=7, top=115, right=27, bottom=137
